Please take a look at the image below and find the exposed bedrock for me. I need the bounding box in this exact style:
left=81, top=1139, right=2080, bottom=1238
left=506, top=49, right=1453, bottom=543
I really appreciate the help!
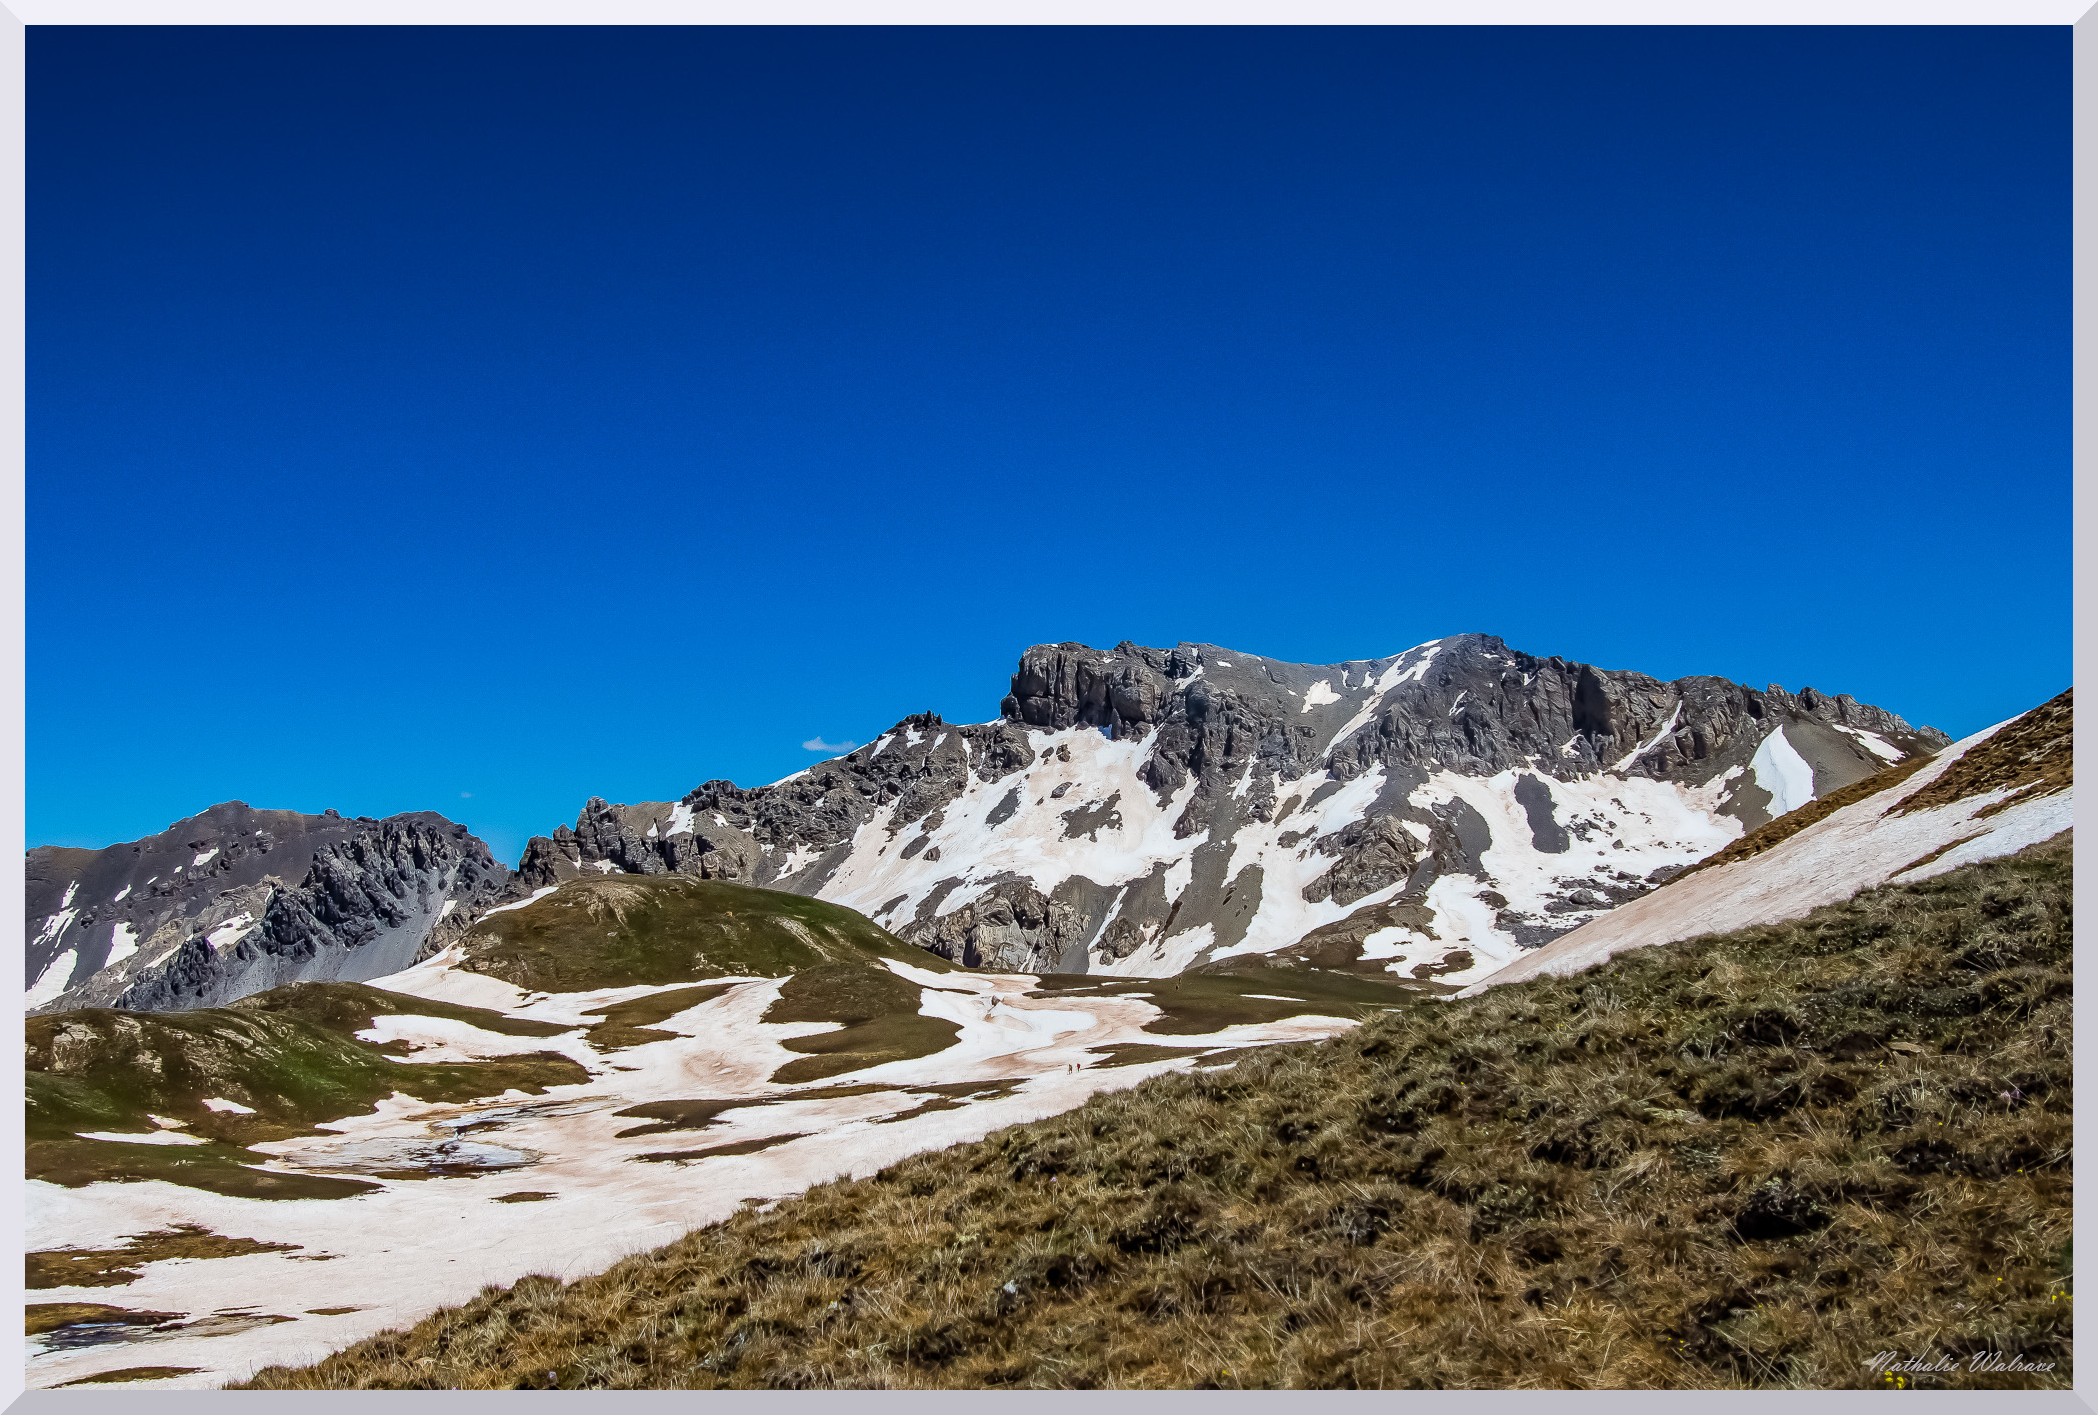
left=27, top=807, right=509, bottom=1015
left=893, top=879, right=1090, bottom=973
left=504, top=632, right=1951, bottom=981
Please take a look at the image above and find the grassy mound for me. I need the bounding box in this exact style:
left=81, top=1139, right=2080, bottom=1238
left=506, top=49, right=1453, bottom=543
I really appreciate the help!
left=29, top=1225, right=298, bottom=1290
left=27, top=984, right=588, bottom=1200
left=762, top=964, right=964, bottom=1084
left=459, top=877, right=969, bottom=1082
left=1033, top=964, right=1425, bottom=1035
left=458, top=876, right=945, bottom=992
left=239, top=834, right=2072, bottom=1390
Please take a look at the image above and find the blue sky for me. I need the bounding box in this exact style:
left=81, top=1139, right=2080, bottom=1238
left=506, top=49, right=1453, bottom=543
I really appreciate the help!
left=31, top=26, right=2068, bottom=865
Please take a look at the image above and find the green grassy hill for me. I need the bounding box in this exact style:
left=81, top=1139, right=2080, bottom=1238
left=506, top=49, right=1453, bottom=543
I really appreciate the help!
left=238, top=833, right=2073, bottom=1390
left=456, top=875, right=951, bottom=991
left=27, top=983, right=587, bottom=1201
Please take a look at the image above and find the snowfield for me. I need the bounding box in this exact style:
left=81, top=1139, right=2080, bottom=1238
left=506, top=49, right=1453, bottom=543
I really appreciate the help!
left=26, top=950, right=1359, bottom=1390
left=1458, top=713, right=2074, bottom=996
left=801, top=718, right=1757, bottom=989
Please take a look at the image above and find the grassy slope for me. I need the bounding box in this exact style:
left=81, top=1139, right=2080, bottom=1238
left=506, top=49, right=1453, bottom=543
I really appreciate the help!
left=458, top=876, right=951, bottom=992
left=1895, top=687, right=2071, bottom=819
left=27, top=984, right=589, bottom=1200
left=240, top=834, right=2072, bottom=1390
left=1032, top=965, right=1427, bottom=1036
left=458, top=876, right=971, bottom=1083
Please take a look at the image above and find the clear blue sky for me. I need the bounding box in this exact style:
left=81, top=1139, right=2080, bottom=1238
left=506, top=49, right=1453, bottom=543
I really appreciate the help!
left=31, top=26, right=2068, bottom=866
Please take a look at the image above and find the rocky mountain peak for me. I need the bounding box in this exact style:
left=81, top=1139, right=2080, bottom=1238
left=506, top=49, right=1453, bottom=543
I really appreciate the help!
left=26, top=804, right=509, bottom=1015
left=490, top=632, right=1946, bottom=987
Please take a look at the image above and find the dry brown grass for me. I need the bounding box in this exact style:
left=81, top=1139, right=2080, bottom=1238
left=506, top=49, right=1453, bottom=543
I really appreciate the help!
left=1893, top=688, right=2070, bottom=819
left=239, top=835, right=2073, bottom=1391
left=54, top=1366, right=203, bottom=1386
left=28, top=1225, right=298, bottom=1290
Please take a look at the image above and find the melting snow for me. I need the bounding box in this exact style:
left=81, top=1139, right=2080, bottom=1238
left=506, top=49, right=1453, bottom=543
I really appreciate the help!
left=1835, top=725, right=1904, bottom=763
left=481, top=887, right=559, bottom=919
left=192, top=848, right=219, bottom=867
left=1463, top=716, right=2072, bottom=996
left=1748, top=726, right=1815, bottom=816
left=105, top=923, right=140, bottom=968
left=201, top=1097, right=257, bottom=1114
left=28, top=946, right=1361, bottom=1391
left=206, top=915, right=257, bottom=952
left=25, top=949, right=75, bottom=1008
left=772, top=843, right=825, bottom=880
left=34, top=909, right=77, bottom=950
left=1300, top=679, right=1340, bottom=711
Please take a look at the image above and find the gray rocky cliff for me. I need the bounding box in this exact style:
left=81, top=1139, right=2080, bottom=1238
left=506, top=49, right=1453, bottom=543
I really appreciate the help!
left=519, top=633, right=1947, bottom=983
left=26, top=803, right=509, bottom=1014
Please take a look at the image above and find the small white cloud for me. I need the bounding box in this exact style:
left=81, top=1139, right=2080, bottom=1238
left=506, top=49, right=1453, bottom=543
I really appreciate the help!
left=802, top=736, right=857, bottom=754
left=460, top=792, right=473, bottom=798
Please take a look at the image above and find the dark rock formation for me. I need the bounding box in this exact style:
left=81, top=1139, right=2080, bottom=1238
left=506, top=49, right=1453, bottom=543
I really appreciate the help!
left=26, top=804, right=508, bottom=1014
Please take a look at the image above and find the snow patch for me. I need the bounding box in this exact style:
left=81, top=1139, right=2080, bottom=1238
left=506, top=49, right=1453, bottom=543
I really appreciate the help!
left=206, top=914, right=257, bottom=952
left=1749, top=726, right=1815, bottom=817
left=105, top=922, right=140, bottom=968
left=1835, top=725, right=1904, bottom=763
left=482, top=887, right=559, bottom=919
left=25, top=949, right=75, bottom=1008
left=1611, top=702, right=1682, bottom=773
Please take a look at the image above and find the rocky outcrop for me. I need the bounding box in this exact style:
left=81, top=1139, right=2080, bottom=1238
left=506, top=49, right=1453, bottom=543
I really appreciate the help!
left=26, top=804, right=508, bottom=1014
left=893, top=880, right=1087, bottom=972
left=521, top=634, right=1949, bottom=987
left=88, top=634, right=1933, bottom=1001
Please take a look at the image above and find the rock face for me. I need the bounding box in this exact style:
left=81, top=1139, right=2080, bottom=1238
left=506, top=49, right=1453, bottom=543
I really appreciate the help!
left=25, top=803, right=509, bottom=1014
left=519, top=633, right=1948, bottom=986
left=37, top=635, right=1944, bottom=1009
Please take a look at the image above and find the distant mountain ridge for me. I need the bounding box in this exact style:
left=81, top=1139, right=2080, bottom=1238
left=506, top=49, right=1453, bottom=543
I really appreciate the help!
left=25, top=803, right=508, bottom=1015
left=25, top=632, right=1949, bottom=1013
left=501, top=632, right=1948, bottom=990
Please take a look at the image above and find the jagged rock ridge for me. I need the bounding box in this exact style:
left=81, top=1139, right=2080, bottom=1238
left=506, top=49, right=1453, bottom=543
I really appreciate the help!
left=519, top=632, right=1947, bottom=985
left=26, top=803, right=509, bottom=1014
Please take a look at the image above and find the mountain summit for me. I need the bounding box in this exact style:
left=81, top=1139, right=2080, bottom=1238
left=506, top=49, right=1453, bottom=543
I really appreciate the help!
left=509, top=633, right=1946, bottom=989
left=25, top=634, right=1947, bottom=1013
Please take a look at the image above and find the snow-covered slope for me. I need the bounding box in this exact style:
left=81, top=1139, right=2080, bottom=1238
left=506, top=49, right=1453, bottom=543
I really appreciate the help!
left=1456, top=688, right=2073, bottom=996
left=532, top=634, right=1946, bottom=991
left=26, top=877, right=1386, bottom=1390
